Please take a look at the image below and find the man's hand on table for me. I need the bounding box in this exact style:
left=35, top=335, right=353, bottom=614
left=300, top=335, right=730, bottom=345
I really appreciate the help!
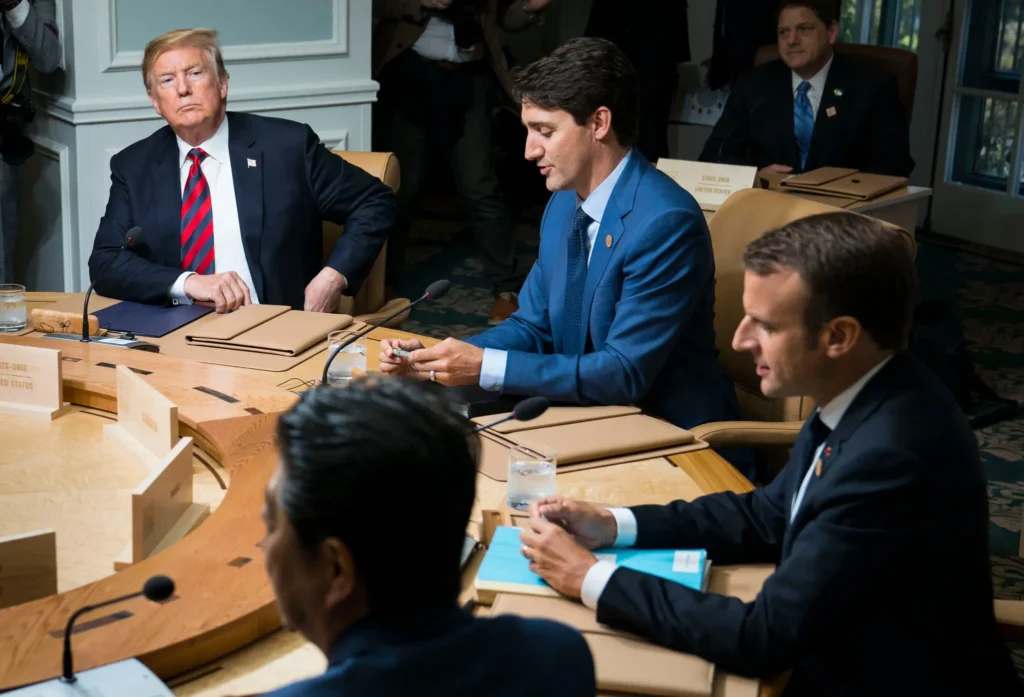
left=520, top=498, right=613, bottom=600
left=379, top=337, right=483, bottom=386
left=184, top=272, right=252, bottom=313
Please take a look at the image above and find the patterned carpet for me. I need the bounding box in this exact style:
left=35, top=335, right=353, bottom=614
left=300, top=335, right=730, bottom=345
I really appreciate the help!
left=392, top=212, right=1024, bottom=671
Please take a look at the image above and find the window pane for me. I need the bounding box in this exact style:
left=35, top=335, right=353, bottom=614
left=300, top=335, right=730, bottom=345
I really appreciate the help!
left=951, top=96, right=1019, bottom=192
left=895, top=0, right=920, bottom=51
left=840, top=0, right=860, bottom=42
left=995, top=0, right=1024, bottom=73
left=961, top=0, right=1021, bottom=93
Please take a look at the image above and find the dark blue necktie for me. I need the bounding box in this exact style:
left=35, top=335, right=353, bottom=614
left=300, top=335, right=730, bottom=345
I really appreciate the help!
left=790, top=411, right=832, bottom=521
left=562, top=207, right=593, bottom=355
left=794, top=81, right=814, bottom=171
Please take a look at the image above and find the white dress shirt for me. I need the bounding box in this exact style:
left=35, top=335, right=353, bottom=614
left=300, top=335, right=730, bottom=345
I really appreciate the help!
left=791, top=55, right=833, bottom=121
left=580, top=354, right=894, bottom=610
left=169, top=117, right=260, bottom=305
left=478, top=149, right=635, bottom=392
left=410, top=16, right=484, bottom=63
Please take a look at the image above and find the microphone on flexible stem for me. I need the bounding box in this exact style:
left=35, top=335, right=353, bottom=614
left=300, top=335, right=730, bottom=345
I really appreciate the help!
left=82, top=226, right=143, bottom=343
left=473, top=396, right=549, bottom=433
left=61, top=574, right=175, bottom=683
left=321, top=279, right=451, bottom=385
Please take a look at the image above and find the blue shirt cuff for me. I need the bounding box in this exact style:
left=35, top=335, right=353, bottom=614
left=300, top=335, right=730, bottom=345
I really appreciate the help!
left=479, top=348, right=507, bottom=392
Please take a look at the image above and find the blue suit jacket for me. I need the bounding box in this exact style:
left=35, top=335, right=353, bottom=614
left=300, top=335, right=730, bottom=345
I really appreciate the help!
left=596, top=353, right=1022, bottom=696
left=467, top=154, right=740, bottom=429
left=263, top=607, right=595, bottom=697
left=87, top=112, right=395, bottom=309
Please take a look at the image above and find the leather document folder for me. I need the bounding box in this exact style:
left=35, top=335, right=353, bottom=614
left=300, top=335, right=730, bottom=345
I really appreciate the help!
left=185, top=305, right=354, bottom=356
left=778, top=167, right=907, bottom=201
left=476, top=408, right=706, bottom=481
left=92, top=301, right=212, bottom=338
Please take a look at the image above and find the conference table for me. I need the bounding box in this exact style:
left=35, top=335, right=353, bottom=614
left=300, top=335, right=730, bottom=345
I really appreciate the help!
left=0, top=292, right=779, bottom=697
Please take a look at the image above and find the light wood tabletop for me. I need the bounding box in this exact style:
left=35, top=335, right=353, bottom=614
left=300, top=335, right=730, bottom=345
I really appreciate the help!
left=1, top=292, right=774, bottom=697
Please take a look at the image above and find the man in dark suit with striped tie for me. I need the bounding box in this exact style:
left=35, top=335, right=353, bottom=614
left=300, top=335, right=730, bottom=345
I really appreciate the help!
left=87, top=28, right=395, bottom=313
left=700, top=0, right=913, bottom=177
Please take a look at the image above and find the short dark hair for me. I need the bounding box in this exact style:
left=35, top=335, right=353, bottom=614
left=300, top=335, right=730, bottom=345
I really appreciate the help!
left=276, top=378, right=478, bottom=617
left=509, top=37, right=640, bottom=147
left=777, top=0, right=839, bottom=26
left=743, top=212, right=917, bottom=350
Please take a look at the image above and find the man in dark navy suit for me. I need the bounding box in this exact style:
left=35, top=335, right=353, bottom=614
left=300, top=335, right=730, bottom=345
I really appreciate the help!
left=261, top=378, right=595, bottom=697
left=88, top=28, right=394, bottom=313
left=700, top=0, right=913, bottom=177
left=517, top=212, right=1022, bottom=695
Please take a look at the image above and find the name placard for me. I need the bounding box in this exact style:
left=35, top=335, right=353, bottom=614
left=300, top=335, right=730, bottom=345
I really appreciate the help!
left=0, top=343, right=68, bottom=420
left=104, top=364, right=178, bottom=464
left=656, top=159, right=758, bottom=212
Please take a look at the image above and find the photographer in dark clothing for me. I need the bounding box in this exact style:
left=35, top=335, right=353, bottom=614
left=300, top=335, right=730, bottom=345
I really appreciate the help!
left=0, top=0, right=61, bottom=284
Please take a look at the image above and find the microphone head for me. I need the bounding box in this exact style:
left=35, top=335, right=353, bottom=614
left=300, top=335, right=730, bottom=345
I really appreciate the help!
left=142, top=575, right=175, bottom=602
left=124, top=226, right=143, bottom=247
left=512, top=396, right=549, bottom=423
left=424, top=280, right=450, bottom=300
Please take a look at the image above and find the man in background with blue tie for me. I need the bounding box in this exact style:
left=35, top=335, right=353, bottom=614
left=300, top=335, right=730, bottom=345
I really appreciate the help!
left=379, top=37, right=748, bottom=476
left=516, top=212, right=1021, bottom=696
left=700, top=0, right=914, bottom=177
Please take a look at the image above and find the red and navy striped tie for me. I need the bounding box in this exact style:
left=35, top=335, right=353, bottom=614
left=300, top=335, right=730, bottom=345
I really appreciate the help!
left=180, top=148, right=215, bottom=274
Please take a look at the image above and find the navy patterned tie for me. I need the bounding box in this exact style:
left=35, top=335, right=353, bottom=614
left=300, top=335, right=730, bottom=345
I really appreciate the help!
left=794, top=81, right=814, bottom=171
left=562, top=207, right=593, bottom=355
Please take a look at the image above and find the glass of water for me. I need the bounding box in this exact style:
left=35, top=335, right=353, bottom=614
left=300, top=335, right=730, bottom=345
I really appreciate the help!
left=0, top=283, right=26, bottom=333
left=324, top=332, right=367, bottom=386
left=507, top=443, right=557, bottom=511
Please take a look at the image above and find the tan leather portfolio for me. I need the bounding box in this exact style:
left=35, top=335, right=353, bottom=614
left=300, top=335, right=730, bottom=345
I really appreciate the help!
left=778, top=167, right=907, bottom=200
left=478, top=405, right=640, bottom=434
left=476, top=409, right=706, bottom=481
left=185, top=305, right=354, bottom=356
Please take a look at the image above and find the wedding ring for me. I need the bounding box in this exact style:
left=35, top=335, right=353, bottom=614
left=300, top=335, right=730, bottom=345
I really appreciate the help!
left=429, top=370, right=436, bottom=382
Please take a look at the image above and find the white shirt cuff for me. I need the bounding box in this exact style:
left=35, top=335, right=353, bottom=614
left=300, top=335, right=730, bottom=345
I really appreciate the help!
left=581, top=560, right=618, bottom=610
left=170, top=272, right=194, bottom=306
left=608, top=507, right=638, bottom=547
left=6, top=0, right=29, bottom=29
left=479, top=348, right=508, bottom=392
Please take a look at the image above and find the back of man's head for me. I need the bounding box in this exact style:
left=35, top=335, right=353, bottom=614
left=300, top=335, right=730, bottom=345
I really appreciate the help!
left=509, top=37, right=640, bottom=147
left=276, top=378, right=478, bottom=618
left=744, top=211, right=917, bottom=351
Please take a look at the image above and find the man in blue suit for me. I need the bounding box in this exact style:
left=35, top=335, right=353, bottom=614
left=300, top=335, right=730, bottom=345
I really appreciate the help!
left=87, top=29, right=394, bottom=314
left=261, top=378, right=596, bottom=697
left=379, top=38, right=742, bottom=448
left=517, top=212, right=1022, bottom=696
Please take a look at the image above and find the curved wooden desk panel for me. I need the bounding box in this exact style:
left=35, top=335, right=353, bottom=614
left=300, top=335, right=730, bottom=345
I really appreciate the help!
left=0, top=336, right=296, bottom=690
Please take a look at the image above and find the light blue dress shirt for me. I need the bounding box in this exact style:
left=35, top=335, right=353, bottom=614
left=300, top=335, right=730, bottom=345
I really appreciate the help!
left=479, top=149, right=635, bottom=392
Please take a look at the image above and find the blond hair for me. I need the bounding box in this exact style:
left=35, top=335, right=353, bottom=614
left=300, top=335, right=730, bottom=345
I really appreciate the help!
left=142, top=28, right=229, bottom=92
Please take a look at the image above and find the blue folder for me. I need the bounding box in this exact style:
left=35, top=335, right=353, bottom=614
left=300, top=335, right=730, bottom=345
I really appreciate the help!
left=93, top=301, right=213, bottom=338
left=476, top=526, right=709, bottom=596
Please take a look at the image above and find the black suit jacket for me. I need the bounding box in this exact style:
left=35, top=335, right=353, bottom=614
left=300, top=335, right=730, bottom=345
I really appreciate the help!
left=262, top=607, right=596, bottom=697
left=700, top=53, right=914, bottom=177
left=88, top=112, right=395, bottom=309
left=597, top=353, right=1022, bottom=696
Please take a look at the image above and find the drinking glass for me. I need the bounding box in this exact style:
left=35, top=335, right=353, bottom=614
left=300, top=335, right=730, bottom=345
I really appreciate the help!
left=0, top=284, right=26, bottom=333
left=324, top=332, right=367, bottom=385
left=507, top=443, right=557, bottom=511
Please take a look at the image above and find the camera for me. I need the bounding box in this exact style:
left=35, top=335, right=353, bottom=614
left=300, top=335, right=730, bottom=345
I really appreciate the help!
left=0, top=95, right=35, bottom=166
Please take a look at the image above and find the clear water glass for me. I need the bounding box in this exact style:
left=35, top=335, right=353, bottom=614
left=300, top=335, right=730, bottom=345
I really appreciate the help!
left=0, top=283, right=26, bottom=333
left=507, top=443, right=557, bottom=511
left=325, top=332, right=367, bottom=386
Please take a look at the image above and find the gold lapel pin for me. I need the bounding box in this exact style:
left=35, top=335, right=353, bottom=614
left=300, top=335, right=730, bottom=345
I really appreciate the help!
left=815, top=459, right=823, bottom=476
left=826, top=106, right=837, bottom=118
left=605, top=234, right=612, bottom=248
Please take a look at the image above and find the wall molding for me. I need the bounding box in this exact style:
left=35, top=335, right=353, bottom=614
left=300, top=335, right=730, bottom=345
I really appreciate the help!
left=103, top=0, right=348, bottom=73
left=28, top=135, right=76, bottom=291
left=317, top=130, right=349, bottom=152
left=37, top=79, right=379, bottom=125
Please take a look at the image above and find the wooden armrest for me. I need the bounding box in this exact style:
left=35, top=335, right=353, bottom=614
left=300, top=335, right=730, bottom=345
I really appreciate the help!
left=995, top=600, right=1024, bottom=642
left=689, top=421, right=803, bottom=448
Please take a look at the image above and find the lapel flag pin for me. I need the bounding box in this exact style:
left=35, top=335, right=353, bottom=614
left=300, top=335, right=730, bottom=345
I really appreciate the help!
left=826, top=106, right=837, bottom=118
left=815, top=458, right=823, bottom=477
left=824, top=446, right=832, bottom=457
left=247, top=158, right=257, bottom=168
left=833, top=88, right=843, bottom=97
left=605, top=234, right=612, bottom=248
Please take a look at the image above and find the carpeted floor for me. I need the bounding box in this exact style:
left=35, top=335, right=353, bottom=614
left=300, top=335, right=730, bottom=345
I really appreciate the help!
left=392, top=211, right=1024, bottom=673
